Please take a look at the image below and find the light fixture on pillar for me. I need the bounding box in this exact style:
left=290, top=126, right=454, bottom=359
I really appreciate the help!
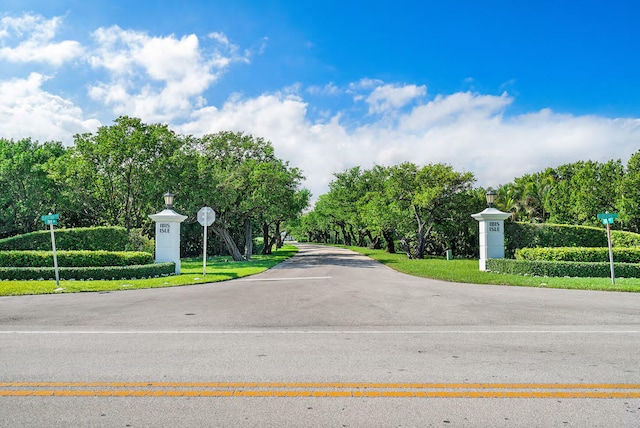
left=485, top=190, right=496, bottom=208
left=164, top=191, right=175, bottom=209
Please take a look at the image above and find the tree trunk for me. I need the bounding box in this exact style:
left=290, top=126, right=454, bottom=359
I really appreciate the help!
left=261, top=221, right=281, bottom=254
left=356, top=229, right=366, bottom=247
left=400, top=238, right=414, bottom=259
left=348, top=225, right=358, bottom=247
left=244, top=218, right=253, bottom=260
left=367, top=230, right=381, bottom=249
left=416, top=224, right=426, bottom=259
left=274, top=221, right=282, bottom=249
left=413, top=204, right=427, bottom=259
left=262, top=221, right=271, bottom=255
left=415, top=223, right=433, bottom=260
left=339, top=223, right=350, bottom=246
left=267, top=235, right=278, bottom=252
left=383, top=229, right=395, bottom=253
left=212, top=225, right=244, bottom=261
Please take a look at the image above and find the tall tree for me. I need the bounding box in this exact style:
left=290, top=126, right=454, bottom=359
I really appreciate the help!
left=188, top=131, right=307, bottom=260
left=544, top=161, right=622, bottom=225
left=496, top=183, right=523, bottom=221
left=323, top=167, right=372, bottom=246
left=60, top=116, right=185, bottom=230
left=359, top=165, right=397, bottom=252
left=618, top=152, right=640, bottom=232
left=0, top=138, right=67, bottom=238
left=386, top=163, right=475, bottom=259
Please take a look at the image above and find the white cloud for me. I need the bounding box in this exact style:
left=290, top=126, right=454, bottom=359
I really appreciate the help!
left=87, top=26, right=250, bottom=122
left=178, top=81, right=640, bottom=202
left=0, top=73, right=100, bottom=143
left=399, top=91, right=511, bottom=130
left=365, top=83, right=427, bottom=114
left=349, top=78, right=384, bottom=90
left=178, top=92, right=351, bottom=198
left=0, top=13, right=83, bottom=66
left=307, top=82, right=341, bottom=96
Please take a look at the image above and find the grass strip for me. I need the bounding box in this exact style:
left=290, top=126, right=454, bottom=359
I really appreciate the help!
left=342, top=246, right=640, bottom=292
left=0, top=245, right=297, bottom=296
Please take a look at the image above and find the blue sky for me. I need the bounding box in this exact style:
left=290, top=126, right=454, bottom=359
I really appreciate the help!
left=1, top=0, right=639, bottom=200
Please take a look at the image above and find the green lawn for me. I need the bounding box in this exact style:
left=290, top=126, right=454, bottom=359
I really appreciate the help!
left=0, top=245, right=298, bottom=296
left=342, top=246, right=640, bottom=292
left=4, top=243, right=638, bottom=295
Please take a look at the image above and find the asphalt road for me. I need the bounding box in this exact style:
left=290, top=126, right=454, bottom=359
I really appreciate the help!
left=1, top=243, right=640, bottom=427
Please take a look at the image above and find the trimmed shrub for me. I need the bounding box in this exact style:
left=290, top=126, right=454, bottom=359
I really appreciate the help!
left=516, top=247, right=640, bottom=263
left=0, top=250, right=153, bottom=268
left=504, top=222, right=640, bottom=256
left=125, top=228, right=155, bottom=254
left=486, top=258, right=640, bottom=278
left=0, top=227, right=132, bottom=251
left=611, top=230, right=640, bottom=248
left=0, top=263, right=175, bottom=281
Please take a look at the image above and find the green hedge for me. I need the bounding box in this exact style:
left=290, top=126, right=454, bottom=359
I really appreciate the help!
left=515, top=247, right=640, bottom=263
left=0, top=263, right=175, bottom=281
left=0, top=226, right=153, bottom=252
left=611, top=230, right=640, bottom=247
left=486, top=258, right=640, bottom=278
left=0, top=250, right=154, bottom=268
left=504, top=222, right=640, bottom=256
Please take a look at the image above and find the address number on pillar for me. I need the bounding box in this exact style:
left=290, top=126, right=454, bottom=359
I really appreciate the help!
left=159, top=223, right=171, bottom=233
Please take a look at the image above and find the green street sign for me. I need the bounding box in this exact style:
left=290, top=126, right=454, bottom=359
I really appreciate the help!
left=597, top=212, right=618, bottom=225
left=41, top=214, right=59, bottom=225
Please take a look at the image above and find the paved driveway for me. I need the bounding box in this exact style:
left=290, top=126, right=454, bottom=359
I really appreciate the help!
left=2, top=244, right=639, bottom=427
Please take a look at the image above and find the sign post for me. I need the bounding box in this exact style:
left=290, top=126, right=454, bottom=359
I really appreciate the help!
left=197, top=207, right=216, bottom=276
left=41, top=213, right=60, bottom=287
left=597, top=212, right=618, bottom=285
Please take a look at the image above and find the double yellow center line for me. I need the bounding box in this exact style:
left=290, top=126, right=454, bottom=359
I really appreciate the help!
left=2, top=382, right=640, bottom=398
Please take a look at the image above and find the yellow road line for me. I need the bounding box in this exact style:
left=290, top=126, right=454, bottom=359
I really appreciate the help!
left=2, top=382, right=640, bottom=399
left=3, top=382, right=640, bottom=389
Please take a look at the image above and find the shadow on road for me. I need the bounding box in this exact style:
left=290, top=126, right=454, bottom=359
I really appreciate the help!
left=277, top=249, right=381, bottom=269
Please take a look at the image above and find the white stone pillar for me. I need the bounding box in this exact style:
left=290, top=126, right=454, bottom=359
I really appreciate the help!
left=149, top=209, right=187, bottom=274
left=471, top=208, right=511, bottom=271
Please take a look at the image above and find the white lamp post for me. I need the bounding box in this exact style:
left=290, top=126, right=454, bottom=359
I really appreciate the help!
left=472, top=190, right=511, bottom=271
left=149, top=191, right=187, bottom=274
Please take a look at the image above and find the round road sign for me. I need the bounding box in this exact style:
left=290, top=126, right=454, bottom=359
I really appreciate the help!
left=197, top=206, right=215, bottom=226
